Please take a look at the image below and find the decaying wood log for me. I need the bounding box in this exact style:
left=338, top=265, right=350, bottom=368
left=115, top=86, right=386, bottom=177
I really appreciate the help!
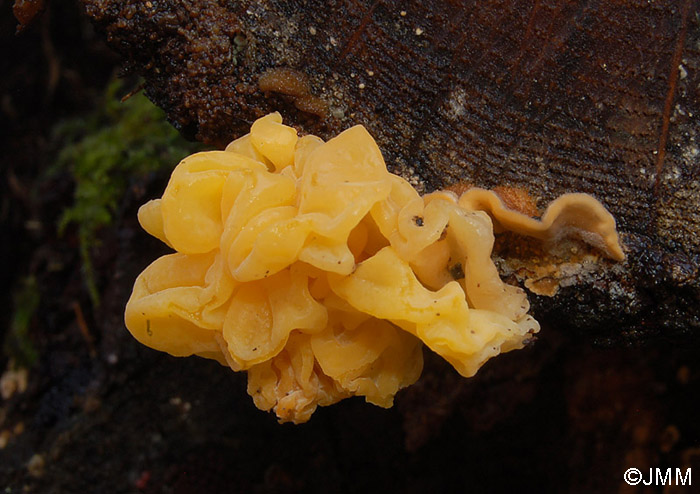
left=81, top=0, right=700, bottom=341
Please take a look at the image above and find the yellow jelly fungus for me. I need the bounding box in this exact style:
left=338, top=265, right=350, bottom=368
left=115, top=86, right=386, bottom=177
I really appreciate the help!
left=125, top=112, right=624, bottom=423
left=459, top=188, right=625, bottom=261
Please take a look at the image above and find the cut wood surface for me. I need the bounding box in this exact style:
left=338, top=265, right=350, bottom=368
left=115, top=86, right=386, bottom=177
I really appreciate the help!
left=83, top=0, right=700, bottom=340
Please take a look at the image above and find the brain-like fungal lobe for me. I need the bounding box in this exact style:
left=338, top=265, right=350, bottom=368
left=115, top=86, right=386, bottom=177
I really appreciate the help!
left=125, top=112, right=623, bottom=423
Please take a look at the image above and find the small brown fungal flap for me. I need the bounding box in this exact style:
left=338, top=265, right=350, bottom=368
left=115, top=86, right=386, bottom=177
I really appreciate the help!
left=458, top=188, right=625, bottom=261
left=258, top=68, right=328, bottom=118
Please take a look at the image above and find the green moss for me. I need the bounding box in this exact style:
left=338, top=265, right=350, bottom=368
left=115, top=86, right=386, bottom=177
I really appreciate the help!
left=4, top=276, right=40, bottom=367
left=54, top=79, right=205, bottom=307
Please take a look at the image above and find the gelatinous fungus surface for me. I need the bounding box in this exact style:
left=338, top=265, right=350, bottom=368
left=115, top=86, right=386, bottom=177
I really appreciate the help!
left=125, top=114, right=622, bottom=422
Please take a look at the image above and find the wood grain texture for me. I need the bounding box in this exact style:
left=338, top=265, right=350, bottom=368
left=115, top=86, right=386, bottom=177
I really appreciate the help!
left=82, top=0, right=700, bottom=340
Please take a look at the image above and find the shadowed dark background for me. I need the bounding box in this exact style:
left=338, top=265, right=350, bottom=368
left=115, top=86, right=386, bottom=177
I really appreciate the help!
left=1, top=1, right=699, bottom=492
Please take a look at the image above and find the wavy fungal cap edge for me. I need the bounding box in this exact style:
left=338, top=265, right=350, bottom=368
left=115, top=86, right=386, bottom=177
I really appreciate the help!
left=125, top=112, right=623, bottom=423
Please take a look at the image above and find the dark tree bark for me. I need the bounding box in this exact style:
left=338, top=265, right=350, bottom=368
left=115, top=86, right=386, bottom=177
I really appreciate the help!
left=80, top=0, right=700, bottom=338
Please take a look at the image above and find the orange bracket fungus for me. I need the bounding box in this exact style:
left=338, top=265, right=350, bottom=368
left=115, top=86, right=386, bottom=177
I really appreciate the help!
left=125, top=112, right=624, bottom=423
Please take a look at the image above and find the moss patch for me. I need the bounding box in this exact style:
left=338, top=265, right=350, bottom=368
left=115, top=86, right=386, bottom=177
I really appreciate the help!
left=53, top=79, right=205, bottom=306
left=4, top=276, right=40, bottom=367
